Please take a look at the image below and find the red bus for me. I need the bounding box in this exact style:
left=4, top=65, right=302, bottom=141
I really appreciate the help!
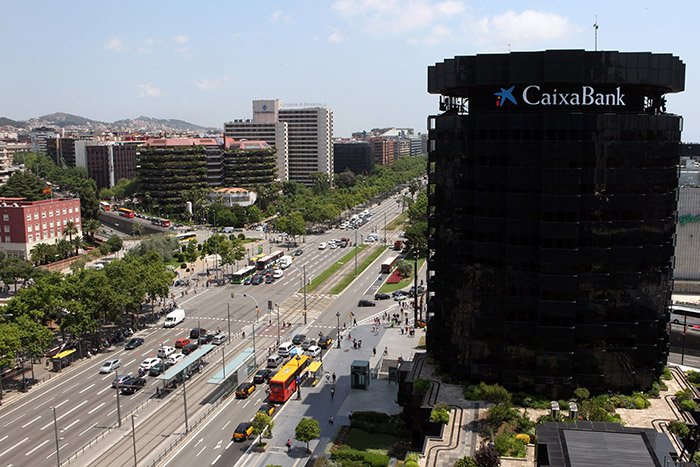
left=151, top=218, right=171, bottom=228
left=117, top=207, right=135, bottom=218
left=269, top=355, right=310, bottom=403
left=255, top=250, right=284, bottom=270
left=99, top=201, right=111, bottom=211
left=380, top=255, right=399, bottom=274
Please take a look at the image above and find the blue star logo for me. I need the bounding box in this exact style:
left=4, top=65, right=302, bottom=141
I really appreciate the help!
left=495, top=86, right=517, bottom=107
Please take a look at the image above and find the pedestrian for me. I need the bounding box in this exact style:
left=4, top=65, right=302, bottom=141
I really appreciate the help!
left=373, top=347, right=376, bottom=356
left=353, top=318, right=357, bottom=327
left=242, top=331, right=246, bottom=338
left=328, top=415, right=334, bottom=425
left=331, top=387, right=335, bottom=399
left=286, top=439, right=292, bottom=452
left=332, top=372, right=336, bottom=384
left=359, top=340, right=362, bottom=348
left=384, top=347, right=388, bottom=356
left=400, top=327, right=404, bottom=335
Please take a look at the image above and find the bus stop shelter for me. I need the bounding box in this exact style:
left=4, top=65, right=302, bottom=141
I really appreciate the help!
left=207, top=347, right=256, bottom=394
left=306, top=360, right=323, bottom=386
left=157, top=344, right=215, bottom=393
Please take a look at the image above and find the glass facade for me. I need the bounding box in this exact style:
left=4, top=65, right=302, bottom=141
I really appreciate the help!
left=426, top=50, right=685, bottom=396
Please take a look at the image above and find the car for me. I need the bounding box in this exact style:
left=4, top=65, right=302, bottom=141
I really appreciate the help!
left=140, top=358, right=162, bottom=370
left=211, top=334, right=227, bottom=345
left=258, top=403, right=275, bottom=417
left=174, top=338, right=191, bottom=349
left=112, top=373, right=133, bottom=388
left=272, top=269, right=283, bottom=279
left=235, top=382, right=256, bottom=399
left=292, top=334, right=306, bottom=345
left=358, top=300, right=376, bottom=307
left=243, top=276, right=253, bottom=285
left=408, top=285, right=426, bottom=297
left=100, top=359, right=121, bottom=374
left=182, top=342, right=199, bottom=355
left=251, top=275, right=264, bottom=285
left=149, top=362, right=166, bottom=376
left=364, top=236, right=376, bottom=243
left=267, top=354, right=284, bottom=368
left=392, top=290, right=408, bottom=301
left=253, top=369, right=272, bottom=384
left=157, top=346, right=176, bottom=358
left=318, top=242, right=327, bottom=250
left=120, top=377, right=146, bottom=395
left=305, top=345, right=321, bottom=358
left=318, top=335, right=333, bottom=349
left=190, top=328, right=207, bottom=340
left=293, top=248, right=304, bottom=256
left=374, top=292, right=391, bottom=300
left=232, top=422, right=254, bottom=441
left=125, top=338, right=144, bottom=350
left=166, top=353, right=185, bottom=366
left=198, top=333, right=213, bottom=344
left=265, top=275, right=274, bottom=284
left=301, top=338, right=316, bottom=351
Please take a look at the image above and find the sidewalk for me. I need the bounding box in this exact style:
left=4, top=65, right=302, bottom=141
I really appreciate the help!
left=236, top=318, right=424, bottom=467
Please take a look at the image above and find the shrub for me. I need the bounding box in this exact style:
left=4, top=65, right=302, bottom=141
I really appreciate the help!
left=680, top=399, right=698, bottom=412
left=98, top=243, right=111, bottom=255
left=474, top=441, right=501, bottom=467
left=413, top=379, right=431, bottom=395
left=388, top=440, right=412, bottom=459
left=513, top=392, right=550, bottom=409
left=688, top=370, right=700, bottom=385
left=494, top=432, right=526, bottom=458
left=512, top=412, right=536, bottom=433
left=573, top=387, right=590, bottom=401
left=180, top=262, right=187, bottom=269
left=464, top=382, right=512, bottom=404
left=331, top=446, right=390, bottom=467
left=350, top=412, right=408, bottom=437
left=405, top=452, right=420, bottom=463
left=675, top=389, right=694, bottom=402
left=668, top=420, right=690, bottom=438
left=486, top=402, right=517, bottom=432
left=430, top=404, right=450, bottom=424
left=662, top=367, right=673, bottom=380
left=238, top=233, right=246, bottom=240
left=405, top=462, right=419, bottom=467
left=515, top=433, right=530, bottom=444
left=454, top=456, right=478, bottom=467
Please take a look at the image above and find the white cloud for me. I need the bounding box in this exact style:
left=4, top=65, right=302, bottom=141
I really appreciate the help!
left=411, top=24, right=451, bottom=45
left=474, top=10, right=573, bottom=46
left=174, top=34, right=189, bottom=44
left=137, top=38, right=156, bottom=54
left=137, top=82, right=162, bottom=98
left=104, top=37, right=127, bottom=52
left=193, top=76, right=229, bottom=91
left=328, top=30, right=348, bottom=44
left=271, top=9, right=282, bottom=22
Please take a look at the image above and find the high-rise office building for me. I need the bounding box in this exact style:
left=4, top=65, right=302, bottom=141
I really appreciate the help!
left=426, top=50, right=685, bottom=396
left=279, top=106, right=333, bottom=186
left=85, top=142, right=138, bottom=189
left=333, top=141, right=373, bottom=175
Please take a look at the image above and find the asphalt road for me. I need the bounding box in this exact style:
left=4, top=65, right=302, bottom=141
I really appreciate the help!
left=0, top=189, right=409, bottom=467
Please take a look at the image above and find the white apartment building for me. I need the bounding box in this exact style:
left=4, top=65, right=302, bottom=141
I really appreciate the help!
left=279, top=106, right=333, bottom=186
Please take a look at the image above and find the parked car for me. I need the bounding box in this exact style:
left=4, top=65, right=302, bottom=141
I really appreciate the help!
left=100, top=359, right=121, bottom=374
left=174, top=338, right=191, bottom=349
left=301, top=339, right=316, bottom=351
left=120, top=377, right=146, bottom=395
left=182, top=342, right=199, bottom=355
left=235, top=382, right=256, bottom=399
left=305, top=345, right=321, bottom=359
left=258, top=403, right=275, bottom=417
left=292, top=334, right=306, bottom=345
left=358, top=300, right=376, bottom=307
left=253, top=369, right=272, bottom=384
left=232, top=422, right=254, bottom=441
left=190, top=328, right=207, bottom=340
left=211, top=334, right=227, bottom=345
left=125, top=338, right=144, bottom=350
left=112, top=373, right=132, bottom=388
left=140, top=358, right=162, bottom=370
left=166, top=353, right=185, bottom=366
left=374, top=292, right=391, bottom=300
left=157, top=346, right=176, bottom=358
left=318, top=336, right=333, bottom=349
left=149, top=362, right=166, bottom=376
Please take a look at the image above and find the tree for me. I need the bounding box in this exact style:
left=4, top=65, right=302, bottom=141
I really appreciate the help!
left=56, top=238, right=73, bottom=259
left=573, top=387, right=590, bottom=401
left=70, top=235, right=83, bottom=256
left=473, top=441, right=501, bottom=467
left=0, top=257, right=35, bottom=292
left=63, top=221, right=78, bottom=244
left=294, top=417, right=320, bottom=453
left=15, top=314, right=53, bottom=380
left=131, top=222, right=144, bottom=237
left=310, top=172, right=331, bottom=195
left=0, top=171, right=47, bottom=200
left=30, top=243, right=54, bottom=265
left=106, top=234, right=123, bottom=253
left=83, top=218, right=101, bottom=243
left=454, top=457, right=479, bottom=467
left=252, top=411, right=274, bottom=439
left=396, top=260, right=413, bottom=278
left=335, top=169, right=356, bottom=189
left=0, top=322, right=21, bottom=402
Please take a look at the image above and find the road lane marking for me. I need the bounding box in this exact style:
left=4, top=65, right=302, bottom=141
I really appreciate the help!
left=20, top=415, right=41, bottom=428
left=194, top=438, right=203, bottom=448
left=211, top=454, right=221, bottom=465
left=97, top=386, right=112, bottom=395
left=62, top=418, right=80, bottom=431
left=3, top=414, right=25, bottom=428
left=221, top=421, right=231, bottom=431
left=196, top=446, right=207, bottom=457
left=225, top=441, right=233, bottom=450
left=0, top=435, right=8, bottom=443
left=24, top=439, right=50, bottom=456
left=107, top=408, right=117, bottom=416
left=78, top=383, right=96, bottom=394
left=54, top=399, right=70, bottom=409
left=62, top=382, right=80, bottom=394
left=78, top=426, right=94, bottom=437
left=124, top=359, right=136, bottom=366
left=45, top=442, right=68, bottom=460
left=0, top=437, right=28, bottom=457
left=101, top=374, right=113, bottom=381
left=88, top=402, right=105, bottom=415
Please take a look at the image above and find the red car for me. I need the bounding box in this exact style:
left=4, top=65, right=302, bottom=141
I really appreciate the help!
left=174, top=338, right=191, bottom=349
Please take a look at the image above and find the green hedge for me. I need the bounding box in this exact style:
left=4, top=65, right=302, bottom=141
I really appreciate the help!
left=331, top=446, right=390, bottom=467
left=350, top=412, right=408, bottom=437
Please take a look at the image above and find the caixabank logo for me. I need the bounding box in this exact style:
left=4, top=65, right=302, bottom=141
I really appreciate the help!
left=494, top=85, right=627, bottom=108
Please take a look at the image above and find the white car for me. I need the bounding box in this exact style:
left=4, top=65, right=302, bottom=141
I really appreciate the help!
left=318, top=242, right=327, bottom=250
left=166, top=353, right=185, bottom=366
left=329, top=242, right=338, bottom=249
left=364, top=237, right=376, bottom=243
left=273, top=269, right=283, bottom=279
left=99, top=359, right=121, bottom=374
left=157, top=345, right=176, bottom=358
left=140, top=357, right=162, bottom=370
left=305, top=345, right=321, bottom=359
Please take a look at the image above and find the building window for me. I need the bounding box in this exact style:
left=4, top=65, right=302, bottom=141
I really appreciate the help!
left=2, top=214, right=8, bottom=221
left=56, top=220, right=61, bottom=227
left=27, top=225, right=32, bottom=232
left=42, top=212, right=46, bottom=218
left=62, top=209, right=66, bottom=215
left=55, top=210, right=59, bottom=216
left=42, top=223, right=47, bottom=230
left=69, top=208, right=73, bottom=214
left=3, top=225, right=9, bottom=233
left=49, top=210, right=53, bottom=217
left=34, top=213, right=38, bottom=220
left=26, top=214, right=31, bottom=221
left=28, top=234, right=33, bottom=242
left=50, top=221, right=54, bottom=228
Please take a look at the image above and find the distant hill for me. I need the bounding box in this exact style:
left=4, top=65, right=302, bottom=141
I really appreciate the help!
left=0, top=112, right=214, bottom=132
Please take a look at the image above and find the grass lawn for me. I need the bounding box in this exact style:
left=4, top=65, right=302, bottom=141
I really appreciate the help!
left=344, top=428, right=405, bottom=452
left=377, top=258, right=426, bottom=293
left=330, top=246, right=386, bottom=294
left=302, top=244, right=368, bottom=293
left=386, top=212, right=407, bottom=230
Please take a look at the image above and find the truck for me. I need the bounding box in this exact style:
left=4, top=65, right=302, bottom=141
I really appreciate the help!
left=394, top=240, right=403, bottom=251
left=278, top=255, right=293, bottom=269
left=163, top=308, right=186, bottom=328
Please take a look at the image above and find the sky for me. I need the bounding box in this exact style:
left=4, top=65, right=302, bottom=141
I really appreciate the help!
left=1, top=0, right=699, bottom=140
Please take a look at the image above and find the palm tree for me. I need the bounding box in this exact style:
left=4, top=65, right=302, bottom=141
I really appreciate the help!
left=30, top=243, right=52, bottom=265
left=83, top=218, right=101, bottom=243
left=131, top=222, right=144, bottom=238
left=63, top=221, right=78, bottom=244
left=70, top=235, right=83, bottom=256
left=56, top=239, right=73, bottom=259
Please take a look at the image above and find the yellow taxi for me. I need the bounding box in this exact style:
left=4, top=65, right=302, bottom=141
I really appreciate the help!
left=318, top=335, right=333, bottom=349
left=232, top=422, right=254, bottom=441
left=258, top=403, right=275, bottom=416
left=235, top=382, right=256, bottom=399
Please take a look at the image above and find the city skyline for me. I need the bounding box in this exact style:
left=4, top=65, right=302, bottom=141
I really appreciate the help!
left=1, top=0, right=698, bottom=139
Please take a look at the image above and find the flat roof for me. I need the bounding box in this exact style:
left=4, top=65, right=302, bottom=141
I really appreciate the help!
left=207, top=347, right=255, bottom=385
left=158, top=344, right=215, bottom=382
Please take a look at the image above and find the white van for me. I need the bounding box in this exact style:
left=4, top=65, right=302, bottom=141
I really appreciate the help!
left=163, top=308, right=186, bottom=328
left=278, top=342, right=294, bottom=357
left=279, top=255, right=293, bottom=269
left=267, top=354, right=284, bottom=368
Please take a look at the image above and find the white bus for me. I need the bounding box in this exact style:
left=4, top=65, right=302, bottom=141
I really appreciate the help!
left=670, top=304, right=700, bottom=326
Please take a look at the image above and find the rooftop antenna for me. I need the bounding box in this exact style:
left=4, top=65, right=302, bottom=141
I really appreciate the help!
left=593, top=15, right=599, bottom=51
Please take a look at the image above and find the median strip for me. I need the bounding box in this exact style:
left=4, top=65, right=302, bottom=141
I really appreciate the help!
left=330, top=246, right=387, bottom=294
left=302, top=244, right=368, bottom=293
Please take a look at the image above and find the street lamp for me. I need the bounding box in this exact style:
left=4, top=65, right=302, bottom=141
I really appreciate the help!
left=292, top=265, right=308, bottom=324
left=131, top=415, right=138, bottom=467
left=51, top=406, right=61, bottom=467
left=243, top=293, right=260, bottom=322
left=275, top=304, right=281, bottom=346
left=336, top=312, right=341, bottom=349
left=114, top=369, right=122, bottom=427
left=242, top=294, right=259, bottom=365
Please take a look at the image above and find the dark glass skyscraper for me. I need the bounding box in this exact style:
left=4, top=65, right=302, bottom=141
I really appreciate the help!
left=426, top=50, right=685, bottom=396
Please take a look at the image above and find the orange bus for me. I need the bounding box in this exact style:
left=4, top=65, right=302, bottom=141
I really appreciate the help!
left=269, top=354, right=310, bottom=403
left=117, top=207, right=135, bottom=218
